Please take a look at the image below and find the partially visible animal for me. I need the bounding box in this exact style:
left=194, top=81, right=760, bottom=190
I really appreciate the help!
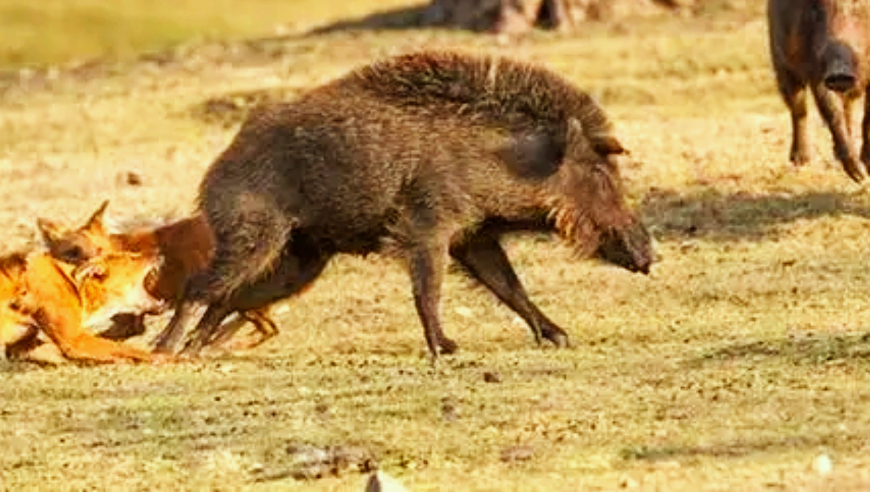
left=36, top=202, right=281, bottom=350
left=768, top=0, right=870, bottom=182
left=154, top=50, right=654, bottom=360
left=0, top=250, right=167, bottom=364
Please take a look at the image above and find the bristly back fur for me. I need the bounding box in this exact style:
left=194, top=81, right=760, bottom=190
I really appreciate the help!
left=350, top=51, right=615, bottom=145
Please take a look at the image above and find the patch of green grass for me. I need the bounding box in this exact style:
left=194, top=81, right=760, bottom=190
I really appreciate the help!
left=0, top=0, right=418, bottom=68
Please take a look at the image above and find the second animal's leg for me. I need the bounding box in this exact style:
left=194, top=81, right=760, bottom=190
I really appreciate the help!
left=408, top=243, right=457, bottom=358
left=205, top=310, right=276, bottom=350
left=222, top=310, right=279, bottom=350
left=184, top=248, right=330, bottom=355
left=203, top=312, right=249, bottom=348
left=812, top=84, right=865, bottom=182
left=777, top=72, right=810, bottom=166
left=449, top=231, right=570, bottom=348
left=16, top=340, right=67, bottom=365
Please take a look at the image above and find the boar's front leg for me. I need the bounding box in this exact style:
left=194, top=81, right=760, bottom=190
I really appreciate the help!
left=812, top=84, right=865, bottom=182
left=407, top=242, right=458, bottom=359
left=449, top=230, right=570, bottom=348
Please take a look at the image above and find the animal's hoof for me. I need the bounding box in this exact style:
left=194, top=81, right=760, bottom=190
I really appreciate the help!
left=545, top=332, right=571, bottom=349
left=439, top=337, right=459, bottom=355
left=789, top=153, right=809, bottom=167
left=841, top=158, right=866, bottom=183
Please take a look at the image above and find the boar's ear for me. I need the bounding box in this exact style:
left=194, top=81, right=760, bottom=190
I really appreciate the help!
left=569, top=117, right=628, bottom=156
left=35, top=217, right=65, bottom=244
left=591, top=135, right=627, bottom=156
left=84, top=200, right=110, bottom=232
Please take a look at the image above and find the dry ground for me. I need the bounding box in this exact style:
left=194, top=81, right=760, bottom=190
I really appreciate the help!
left=2, top=2, right=870, bottom=491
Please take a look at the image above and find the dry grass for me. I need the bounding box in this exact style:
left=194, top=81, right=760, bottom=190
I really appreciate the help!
left=2, top=2, right=870, bottom=491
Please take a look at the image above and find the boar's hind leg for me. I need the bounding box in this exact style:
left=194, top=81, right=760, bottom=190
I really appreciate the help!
left=212, top=309, right=279, bottom=350
left=450, top=231, right=570, bottom=348
left=775, top=70, right=810, bottom=166
left=408, top=243, right=458, bottom=359
left=860, top=85, right=870, bottom=170
left=152, top=297, right=199, bottom=354
left=177, top=302, right=236, bottom=357
left=197, top=249, right=330, bottom=352
left=812, top=85, right=865, bottom=182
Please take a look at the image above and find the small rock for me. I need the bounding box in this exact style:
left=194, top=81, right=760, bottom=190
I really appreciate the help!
left=314, top=402, right=332, bottom=419
left=364, top=471, right=409, bottom=492
left=814, top=454, right=832, bottom=475
left=618, top=475, right=638, bottom=488
left=454, top=306, right=474, bottom=318
left=441, top=397, right=459, bottom=422
left=500, top=445, right=535, bottom=463
left=119, top=171, right=143, bottom=186
left=482, top=371, right=502, bottom=383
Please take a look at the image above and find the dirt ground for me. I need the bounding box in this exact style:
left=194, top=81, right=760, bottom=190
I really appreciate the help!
left=2, top=2, right=870, bottom=491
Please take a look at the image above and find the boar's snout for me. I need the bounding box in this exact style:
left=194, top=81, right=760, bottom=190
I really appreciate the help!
left=823, top=43, right=859, bottom=93
left=596, top=221, right=655, bottom=275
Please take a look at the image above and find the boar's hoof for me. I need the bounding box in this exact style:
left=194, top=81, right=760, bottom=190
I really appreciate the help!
left=790, top=148, right=809, bottom=167
left=840, top=157, right=866, bottom=183
left=544, top=331, right=571, bottom=349
left=439, top=337, right=459, bottom=355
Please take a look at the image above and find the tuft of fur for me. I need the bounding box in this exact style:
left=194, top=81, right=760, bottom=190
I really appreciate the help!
left=352, top=51, right=620, bottom=152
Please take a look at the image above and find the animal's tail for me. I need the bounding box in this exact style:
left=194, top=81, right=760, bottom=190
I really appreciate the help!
left=190, top=193, right=295, bottom=302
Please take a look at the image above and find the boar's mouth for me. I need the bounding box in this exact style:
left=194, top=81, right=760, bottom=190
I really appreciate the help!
left=595, top=222, right=654, bottom=274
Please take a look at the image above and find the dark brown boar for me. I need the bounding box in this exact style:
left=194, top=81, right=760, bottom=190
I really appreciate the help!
left=153, top=51, right=654, bottom=359
left=768, top=0, right=870, bottom=182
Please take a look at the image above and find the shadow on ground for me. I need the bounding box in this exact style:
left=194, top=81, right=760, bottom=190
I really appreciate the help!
left=305, top=4, right=435, bottom=36
left=687, top=332, right=870, bottom=367
left=185, top=87, right=305, bottom=128
left=620, top=431, right=864, bottom=462
left=641, top=187, right=870, bottom=242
